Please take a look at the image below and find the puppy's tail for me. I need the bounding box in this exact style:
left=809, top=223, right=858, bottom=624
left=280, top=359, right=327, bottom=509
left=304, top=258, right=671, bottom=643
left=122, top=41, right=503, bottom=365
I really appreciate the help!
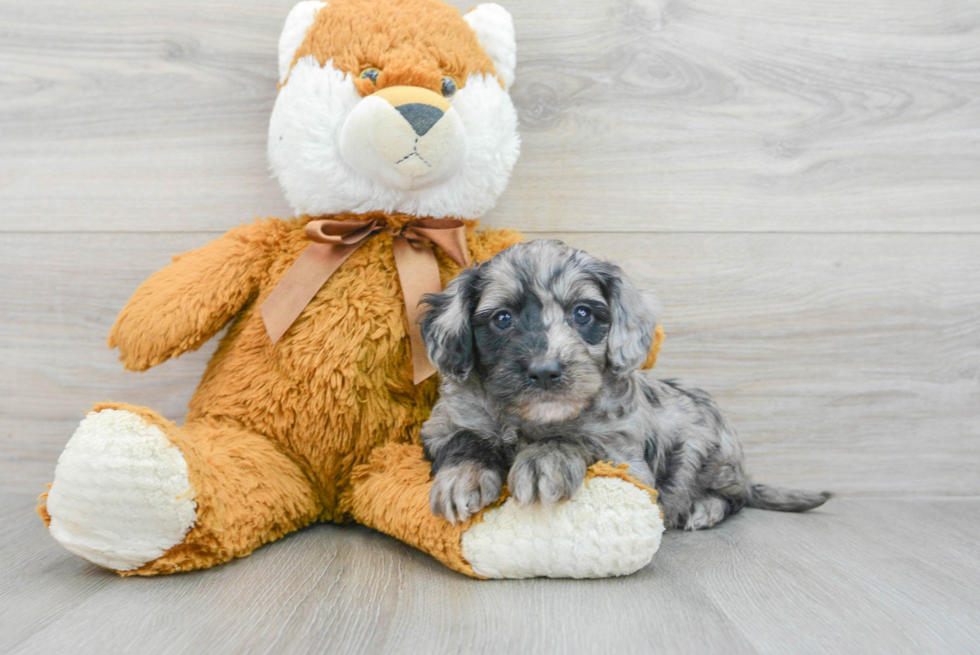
left=745, top=483, right=831, bottom=512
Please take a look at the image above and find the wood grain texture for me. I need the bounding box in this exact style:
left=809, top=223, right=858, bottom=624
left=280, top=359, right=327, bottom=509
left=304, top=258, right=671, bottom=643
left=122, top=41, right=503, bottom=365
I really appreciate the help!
left=2, top=494, right=978, bottom=654
left=1, top=0, right=978, bottom=233
left=2, top=231, right=978, bottom=496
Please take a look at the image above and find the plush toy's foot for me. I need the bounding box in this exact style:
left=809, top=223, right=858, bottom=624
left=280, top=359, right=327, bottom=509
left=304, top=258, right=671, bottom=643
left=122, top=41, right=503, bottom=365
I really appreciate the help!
left=350, top=444, right=664, bottom=579
left=461, top=465, right=664, bottom=578
left=41, top=407, right=197, bottom=571
left=39, top=403, right=322, bottom=576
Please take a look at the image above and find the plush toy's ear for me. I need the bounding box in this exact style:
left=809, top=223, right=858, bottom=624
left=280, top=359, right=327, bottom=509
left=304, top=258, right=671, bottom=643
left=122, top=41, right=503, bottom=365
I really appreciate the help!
left=279, top=1, right=327, bottom=84
left=464, top=3, right=517, bottom=89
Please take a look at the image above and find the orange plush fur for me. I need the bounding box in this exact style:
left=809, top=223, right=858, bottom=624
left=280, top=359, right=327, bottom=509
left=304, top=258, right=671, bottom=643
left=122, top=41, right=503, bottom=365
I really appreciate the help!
left=38, top=0, right=663, bottom=576
left=46, top=215, right=522, bottom=575
left=291, top=0, right=498, bottom=95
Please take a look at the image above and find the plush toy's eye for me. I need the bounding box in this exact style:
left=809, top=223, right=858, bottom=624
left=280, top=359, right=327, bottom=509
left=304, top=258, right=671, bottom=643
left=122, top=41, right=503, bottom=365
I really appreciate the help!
left=441, top=76, right=458, bottom=98
left=492, top=310, right=513, bottom=329
left=360, top=68, right=380, bottom=84
left=572, top=305, right=593, bottom=326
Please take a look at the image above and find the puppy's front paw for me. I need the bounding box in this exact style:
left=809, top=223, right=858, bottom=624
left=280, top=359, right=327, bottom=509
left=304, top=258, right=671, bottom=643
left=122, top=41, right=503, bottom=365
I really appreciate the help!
left=430, top=462, right=503, bottom=524
left=508, top=445, right=589, bottom=506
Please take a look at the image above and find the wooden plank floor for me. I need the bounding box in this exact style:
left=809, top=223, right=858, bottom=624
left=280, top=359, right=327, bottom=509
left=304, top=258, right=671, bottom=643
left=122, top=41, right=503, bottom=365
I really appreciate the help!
left=2, top=0, right=979, bottom=651
left=2, top=494, right=978, bottom=654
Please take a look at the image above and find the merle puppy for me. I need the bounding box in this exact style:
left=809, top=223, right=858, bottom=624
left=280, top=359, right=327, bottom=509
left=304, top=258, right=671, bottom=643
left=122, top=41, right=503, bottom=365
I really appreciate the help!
left=419, top=240, right=829, bottom=529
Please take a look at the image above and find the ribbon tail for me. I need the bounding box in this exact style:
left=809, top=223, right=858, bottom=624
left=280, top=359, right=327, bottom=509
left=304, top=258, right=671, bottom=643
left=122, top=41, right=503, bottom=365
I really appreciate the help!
left=392, top=236, right=442, bottom=384
left=260, top=241, right=363, bottom=343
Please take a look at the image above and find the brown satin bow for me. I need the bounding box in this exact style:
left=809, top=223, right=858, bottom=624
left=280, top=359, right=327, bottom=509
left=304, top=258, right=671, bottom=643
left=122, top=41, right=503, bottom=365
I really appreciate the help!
left=260, top=215, right=471, bottom=384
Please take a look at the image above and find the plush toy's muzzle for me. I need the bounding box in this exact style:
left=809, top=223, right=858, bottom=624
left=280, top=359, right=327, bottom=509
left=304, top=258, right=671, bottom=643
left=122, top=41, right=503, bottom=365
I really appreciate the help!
left=340, top=85, right=467, bottom=191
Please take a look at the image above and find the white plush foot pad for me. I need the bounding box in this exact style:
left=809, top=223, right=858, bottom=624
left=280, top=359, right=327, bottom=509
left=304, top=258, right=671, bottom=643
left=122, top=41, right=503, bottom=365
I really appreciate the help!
left=46, top=409, right=197, bottom=571
left=461, top=476, right=664, bottom=579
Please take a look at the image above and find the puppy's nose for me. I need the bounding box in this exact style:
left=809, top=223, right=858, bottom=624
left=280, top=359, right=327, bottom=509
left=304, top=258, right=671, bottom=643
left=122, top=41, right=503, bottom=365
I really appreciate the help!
left=527, top=360, right=562, bottom=390
left=396, top=104, right=444, bottom=137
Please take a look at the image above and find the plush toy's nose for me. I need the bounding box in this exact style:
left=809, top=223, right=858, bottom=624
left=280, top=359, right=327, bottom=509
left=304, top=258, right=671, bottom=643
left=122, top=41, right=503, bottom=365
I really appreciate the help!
left=396, top=104, right=443, bottom=137
left=373, top=86, right=451, bottom=137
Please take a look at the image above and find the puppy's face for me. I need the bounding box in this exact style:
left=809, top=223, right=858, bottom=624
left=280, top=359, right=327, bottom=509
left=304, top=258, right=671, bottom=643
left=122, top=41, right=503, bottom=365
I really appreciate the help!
left=422, top=240, right=658, bottom=424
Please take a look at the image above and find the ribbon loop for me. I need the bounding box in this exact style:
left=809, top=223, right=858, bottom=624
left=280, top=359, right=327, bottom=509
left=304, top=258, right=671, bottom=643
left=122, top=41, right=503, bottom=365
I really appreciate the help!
left=400, top=218, right=471, bottom=269
left=305, top=218, right=383, bottom=245
left=260, top=215, right=471, bottom=384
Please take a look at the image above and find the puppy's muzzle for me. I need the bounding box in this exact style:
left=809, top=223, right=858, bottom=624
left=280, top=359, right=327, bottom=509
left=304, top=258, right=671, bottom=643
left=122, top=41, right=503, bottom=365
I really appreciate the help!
left=339, top=85, right=467, bottom=191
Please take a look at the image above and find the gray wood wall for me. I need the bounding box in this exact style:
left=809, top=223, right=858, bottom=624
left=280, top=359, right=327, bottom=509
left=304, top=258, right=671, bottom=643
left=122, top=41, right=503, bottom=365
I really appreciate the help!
left=2, top=0, right=978, bottom=497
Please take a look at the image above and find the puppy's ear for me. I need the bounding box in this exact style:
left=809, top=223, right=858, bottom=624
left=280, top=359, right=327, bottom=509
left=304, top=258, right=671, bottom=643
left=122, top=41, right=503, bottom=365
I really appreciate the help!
left=599, top=263, right=659, bottom=377
left=420, top=267, right=482, bottom=382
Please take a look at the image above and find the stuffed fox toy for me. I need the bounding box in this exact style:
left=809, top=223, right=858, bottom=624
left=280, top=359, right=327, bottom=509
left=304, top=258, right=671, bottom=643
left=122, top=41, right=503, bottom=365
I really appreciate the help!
left=38, top=0, right=665, bottom=579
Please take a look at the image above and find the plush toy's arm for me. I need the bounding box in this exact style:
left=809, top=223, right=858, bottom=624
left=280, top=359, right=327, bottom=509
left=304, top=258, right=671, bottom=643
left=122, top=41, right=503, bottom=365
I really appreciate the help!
left=108, top=221, right=275, bottom=371
left=464, top=223, right=524, bottom=265
left=641, top=325, right=665, bottom=370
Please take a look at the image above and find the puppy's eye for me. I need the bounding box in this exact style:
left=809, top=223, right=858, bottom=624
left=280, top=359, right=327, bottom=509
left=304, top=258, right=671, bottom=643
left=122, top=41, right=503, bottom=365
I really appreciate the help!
left=492, top=310, right=512, bottom=329
left=360, top=67, right=381, bottom=83
left=572, top=305, right=592, bottom=326
left=441, top=76, right=458, bottom=98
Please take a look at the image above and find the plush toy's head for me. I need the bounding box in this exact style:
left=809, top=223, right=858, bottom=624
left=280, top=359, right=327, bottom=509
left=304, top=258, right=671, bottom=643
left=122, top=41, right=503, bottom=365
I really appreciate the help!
left=270, top=0, right=520, bottom=219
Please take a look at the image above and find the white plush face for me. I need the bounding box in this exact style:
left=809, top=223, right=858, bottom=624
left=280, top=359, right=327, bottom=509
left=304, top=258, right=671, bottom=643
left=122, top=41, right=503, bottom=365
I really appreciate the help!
left=339, top=86, right=468, bottom=191
left=268, top=1, right=520, bottom=219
